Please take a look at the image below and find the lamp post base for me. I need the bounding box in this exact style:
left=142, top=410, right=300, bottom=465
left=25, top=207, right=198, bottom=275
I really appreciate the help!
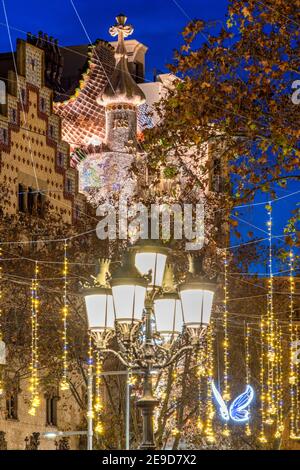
left=137, top=395, right=159, bottom=450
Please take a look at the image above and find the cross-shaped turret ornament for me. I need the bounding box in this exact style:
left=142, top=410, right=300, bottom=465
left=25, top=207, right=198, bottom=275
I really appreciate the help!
left=109, top=14, right=134, bottom=40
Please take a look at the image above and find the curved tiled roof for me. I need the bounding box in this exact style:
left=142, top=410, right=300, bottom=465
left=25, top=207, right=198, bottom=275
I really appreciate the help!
left=54, top=40, right=115, bottom=151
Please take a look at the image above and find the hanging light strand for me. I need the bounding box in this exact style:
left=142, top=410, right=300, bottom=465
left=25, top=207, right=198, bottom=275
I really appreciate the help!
left=296, top=325, right=300, bottom=437
left=205, top=322, right=215, bottom=444
left=266, top=202, right=276, bottom=424
left=275, top=324, right=284, bottom=438
left=245, top=323, right=251, bottom=437
left=259, top=315, right=267, bottom=443
left=171, top=363, right=181, bottom=439
left=222, top=254, right=230, bottom=437
left=289, top=251, right=297, bottom=438
left=60, top=240, right=69, bottom=391
left=94, top=349, right=104, bottom=435
left=28, top=262, right=40, bottom=416
left=197, top=346, right=206, bottom=434
left=87, top=332, right=94, bottom=422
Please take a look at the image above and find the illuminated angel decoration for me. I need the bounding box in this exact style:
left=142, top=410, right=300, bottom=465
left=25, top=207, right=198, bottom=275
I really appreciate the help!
left=211, top=381, right=254, bottom=423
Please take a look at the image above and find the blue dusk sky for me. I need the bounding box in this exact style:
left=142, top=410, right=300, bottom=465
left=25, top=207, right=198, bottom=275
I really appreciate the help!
left=0, top=0, right=228, bottom=77
left=0, top=0, right=298, bottom=271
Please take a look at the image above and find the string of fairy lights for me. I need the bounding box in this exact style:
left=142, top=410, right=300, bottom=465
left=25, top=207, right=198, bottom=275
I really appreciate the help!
left=94, top=350, right=104, bottom=436
left=60, top=241, right=70, bottom=392
left=87, top=332, right=94, bottom=424
left=295, top=325, right=300, bottom=438
left=28, top=262, right=40, bottom=416
left=275, top=323, right=284, bottom=438
left=289, top=250, right=300, bottom=439
left=205, top=322, right=215, bottom=444
left=259, top=313, right=267, bottom=443
left=197, top=346, right=206, bottom=434
left=245, top=323, right=251, bottom=437
left=222, top=254, right=230, bottom=437
left=265, top=202, right=277, bottom=426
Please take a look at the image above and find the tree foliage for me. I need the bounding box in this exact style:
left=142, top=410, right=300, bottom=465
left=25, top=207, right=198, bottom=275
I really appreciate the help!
left=144, top=0, right=300, bottom=209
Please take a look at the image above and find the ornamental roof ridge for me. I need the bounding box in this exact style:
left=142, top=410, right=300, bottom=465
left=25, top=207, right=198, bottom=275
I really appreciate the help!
left=93, top=39, right=115, bottom=51
left=54, top=38, right=115, bottom=107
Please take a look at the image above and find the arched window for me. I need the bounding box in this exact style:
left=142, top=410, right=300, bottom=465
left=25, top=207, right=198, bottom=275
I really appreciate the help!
left=18, top=184, right=26, bottom=212
left=37, top=192, right=44, bottom=217
left=57, top=152, right=63, bottom=167
left=46, top=395, right=58, bottom=426
left=27, top=187, right=34, bottom=214
left=6, top=379, right=19, bottom=421
left=0, top=80, right=6, bottom=105
left=40, top=97, right=46, bottom=112
left=66, top=179, right=72, bottom=193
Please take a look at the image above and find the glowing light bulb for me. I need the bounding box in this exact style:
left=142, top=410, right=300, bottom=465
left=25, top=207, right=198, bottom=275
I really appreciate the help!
left=32, top=396, right=40, bottom=408
left=94, top=402, right=103, bottom=413
left=197, top=419, right=204, bottom=432
left=206, top=435, right=216, bottom=444
left=259, top=434, right=267, bottom=444
left=28, top=407, right=36, bottom=417
left=95, top=422, right=104, bottom=434
left=60, top=380, right=70, bottom=391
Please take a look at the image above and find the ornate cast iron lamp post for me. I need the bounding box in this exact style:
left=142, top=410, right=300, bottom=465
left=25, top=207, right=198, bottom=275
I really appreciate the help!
left=83, top=243, right=216, bottom=450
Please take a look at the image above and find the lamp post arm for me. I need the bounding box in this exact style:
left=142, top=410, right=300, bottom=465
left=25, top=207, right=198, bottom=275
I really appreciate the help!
left=100, top=348, right=130, bottom=368
left=158, top=345, right=194, bottom=370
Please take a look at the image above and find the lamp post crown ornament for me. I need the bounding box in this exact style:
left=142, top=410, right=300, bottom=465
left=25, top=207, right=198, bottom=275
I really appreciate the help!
left=81, top=258, right=111, bottom=290
left=96, top=258, right=111, bottom=287
left=110, top=251, right=147, bottom=287
left=188, top=253, right=204, bottom=276
left=184, top=253, right=217, bottom=288
left=161, top=263, right=177, bottom=294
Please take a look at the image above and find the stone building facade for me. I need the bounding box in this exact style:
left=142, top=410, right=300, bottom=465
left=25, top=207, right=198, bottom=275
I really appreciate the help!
left=0, top=38, right=86, bottom=223
left=0, top=38, right=87, bottom=450
left=0, top=374, right=84, bottom=450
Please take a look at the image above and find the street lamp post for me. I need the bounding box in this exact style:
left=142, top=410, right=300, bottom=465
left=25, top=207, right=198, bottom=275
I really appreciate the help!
left=83, top=243, right=216, bottom=450
left=136, top=295, right=158, bottom=450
